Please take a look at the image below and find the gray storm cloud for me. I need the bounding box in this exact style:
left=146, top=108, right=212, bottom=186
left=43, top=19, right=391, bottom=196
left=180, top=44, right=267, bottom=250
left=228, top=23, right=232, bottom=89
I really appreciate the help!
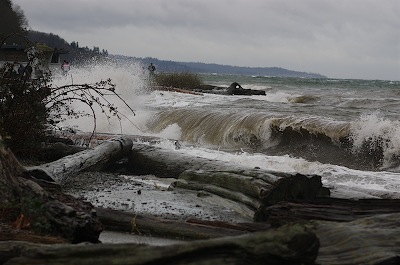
left=13, top=0, right=400, bottom=80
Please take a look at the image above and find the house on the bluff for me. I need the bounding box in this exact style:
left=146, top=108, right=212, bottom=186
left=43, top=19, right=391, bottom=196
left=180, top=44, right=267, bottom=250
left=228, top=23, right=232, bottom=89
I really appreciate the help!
left=0, top=42, right=68, bottom=78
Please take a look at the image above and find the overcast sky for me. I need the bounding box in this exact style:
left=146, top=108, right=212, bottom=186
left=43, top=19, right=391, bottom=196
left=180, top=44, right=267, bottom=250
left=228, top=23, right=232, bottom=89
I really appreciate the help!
left=13, top=0, right=400, bottom=80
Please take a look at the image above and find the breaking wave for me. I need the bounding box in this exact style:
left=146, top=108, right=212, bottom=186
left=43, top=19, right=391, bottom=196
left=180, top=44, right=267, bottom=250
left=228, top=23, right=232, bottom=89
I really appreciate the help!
left=350, top=112, right=400, bottom=170
left=147, top=109, right=400, bottom=171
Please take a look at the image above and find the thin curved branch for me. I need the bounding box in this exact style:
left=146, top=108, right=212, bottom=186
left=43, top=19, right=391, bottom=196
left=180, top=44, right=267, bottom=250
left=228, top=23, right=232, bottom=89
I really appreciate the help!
left=48, top=78, right=138, bottom=138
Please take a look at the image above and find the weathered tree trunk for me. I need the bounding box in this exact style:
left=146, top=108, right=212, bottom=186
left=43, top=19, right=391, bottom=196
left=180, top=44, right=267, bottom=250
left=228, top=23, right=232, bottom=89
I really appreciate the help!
left=312, top=212, right=400, bottom=265
left=39, top=141, right=86, bottom=161
left=27, top=137, right=133, bottom=184
left=0, top=224, right=319, bottom=265
left=172, top=179, right=262, bottom=210
left=175, top=170, right=325, bottom=207
left=128, top=143, right=326, bottom=221
left=256, top=197, right=400, bottom=224
left=0, top=143, right=102, bottom=243
left=129, top=143, right=325, bottom=196
left=0, top=227, right=67, bottom=244
left=96, top=207, right=270, bottom=240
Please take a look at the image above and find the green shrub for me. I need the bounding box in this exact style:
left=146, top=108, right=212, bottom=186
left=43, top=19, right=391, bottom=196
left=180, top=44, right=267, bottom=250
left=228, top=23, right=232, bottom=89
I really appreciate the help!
left=154, top=72, right=202, bottom=89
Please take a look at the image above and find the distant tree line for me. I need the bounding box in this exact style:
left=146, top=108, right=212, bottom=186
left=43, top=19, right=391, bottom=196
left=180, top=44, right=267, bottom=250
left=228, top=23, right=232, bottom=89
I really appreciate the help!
left=27, top=31, right=108, bottom=64
left=1, top=0, right=108, bottom=65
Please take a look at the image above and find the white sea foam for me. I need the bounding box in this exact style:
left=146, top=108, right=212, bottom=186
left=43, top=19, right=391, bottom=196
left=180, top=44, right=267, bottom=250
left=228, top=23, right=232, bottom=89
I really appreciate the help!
left=350, top=111, right=400, bottom=168
left=51, top=61, right=156, bottom=135
left=147, top=141, right=400, bottom=199
left=264, top=91, right=293, bottom=103
left=242, top=84, right=272, bottom=91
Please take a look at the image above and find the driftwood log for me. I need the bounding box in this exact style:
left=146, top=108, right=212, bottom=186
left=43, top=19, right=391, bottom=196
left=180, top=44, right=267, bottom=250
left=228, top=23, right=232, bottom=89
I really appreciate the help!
left=0, top=223, right=67, bottom=244
left=258, top=197, right=400, bottom=224
left=0, top=143, right=102, bottom=243
left=153, top=86, right=204, bottom=96
left=128, top=143, right=327, bottom=220
left=27, top=137, right=133, bottom=184
left=192, top=83, right=266, bottom=96
left=312, top=213, right=400, bottom=265
left=175, top=169, right=324, bottom=208
left=95, top=207, right=270, bottom=240
left=39, top=141, right=86, bottom=161
left=228, top=89, right=266, bottom=96
left=97, top=211, right=400, bottom=265
left=0, top=223, right=319, bottom=265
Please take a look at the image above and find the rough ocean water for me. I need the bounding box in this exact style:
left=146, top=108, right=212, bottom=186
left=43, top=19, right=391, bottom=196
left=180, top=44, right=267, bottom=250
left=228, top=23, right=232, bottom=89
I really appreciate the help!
left=53, top=62, right=400, bottom=201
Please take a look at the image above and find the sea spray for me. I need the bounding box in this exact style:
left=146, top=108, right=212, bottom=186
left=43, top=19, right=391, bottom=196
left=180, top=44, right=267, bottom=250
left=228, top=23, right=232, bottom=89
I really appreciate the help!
left=350, top=111, right=400, bottom=170
left=50, top=60, right=152, bottom=135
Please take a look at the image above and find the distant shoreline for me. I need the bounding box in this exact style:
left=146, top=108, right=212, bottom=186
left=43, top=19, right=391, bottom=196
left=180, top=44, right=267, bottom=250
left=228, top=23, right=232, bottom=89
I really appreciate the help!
left=112, top=55, right=327, bottom=78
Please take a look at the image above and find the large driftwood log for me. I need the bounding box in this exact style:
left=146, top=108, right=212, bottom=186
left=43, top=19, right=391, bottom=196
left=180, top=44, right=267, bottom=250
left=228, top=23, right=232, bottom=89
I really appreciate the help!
left=27, top=137, right=133, bottom=184
left=0, top=225, right=67, bottom=244
left=0, top=224, right=319, bottom=265
left=129, top=143, right=326, bottom=221
left=172, top=179, right=262, bottom=210
left=256, top=197, right=400, bottom=224
left=176, top=169, right=324, bottom=207
left=312, top=213, right=400, bottom=265
left=0, top=144, right=102, bottom=243
left=95, top=207, right=270, bottom=240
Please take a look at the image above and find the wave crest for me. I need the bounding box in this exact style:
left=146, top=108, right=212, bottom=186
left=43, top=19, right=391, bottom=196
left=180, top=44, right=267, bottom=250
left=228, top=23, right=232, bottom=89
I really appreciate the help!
left=350, top=112, right=400, bottom=169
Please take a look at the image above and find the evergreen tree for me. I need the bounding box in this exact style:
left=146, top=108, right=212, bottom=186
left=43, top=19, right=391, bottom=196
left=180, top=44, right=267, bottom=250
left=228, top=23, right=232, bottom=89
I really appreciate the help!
left=0, top=0, right=29, bottom=43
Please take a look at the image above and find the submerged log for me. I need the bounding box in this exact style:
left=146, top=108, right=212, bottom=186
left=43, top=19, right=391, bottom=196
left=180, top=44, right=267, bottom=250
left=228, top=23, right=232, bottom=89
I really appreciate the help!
left=256, top=197, right=400, bottom=224
left=0, top=143, right=102, bottom=243
left=1, top=223, right=319, bottom=265
left=27, top=137, right=133, bottom=184
left=229, top=89, right=266, bottom=96
left=226, top=82, right=266, bottom=95
left=153, top=86, right=204, bottom=96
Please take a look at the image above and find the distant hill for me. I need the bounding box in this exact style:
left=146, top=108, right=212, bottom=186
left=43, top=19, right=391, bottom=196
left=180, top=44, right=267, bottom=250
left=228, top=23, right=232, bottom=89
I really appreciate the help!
left=116, top=56, right=326, bottom=78
left=26, top=30, right=325, bottom=78
left=182, top=62, right=326, bottom=78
